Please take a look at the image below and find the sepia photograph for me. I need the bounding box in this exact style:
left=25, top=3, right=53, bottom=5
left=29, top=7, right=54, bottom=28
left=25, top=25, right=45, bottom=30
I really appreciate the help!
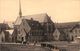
left=0, top=0, right=80, bottom=51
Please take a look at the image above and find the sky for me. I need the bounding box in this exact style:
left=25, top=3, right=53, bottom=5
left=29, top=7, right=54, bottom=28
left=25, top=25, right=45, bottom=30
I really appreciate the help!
left=0, top=0, right=80, bottom=23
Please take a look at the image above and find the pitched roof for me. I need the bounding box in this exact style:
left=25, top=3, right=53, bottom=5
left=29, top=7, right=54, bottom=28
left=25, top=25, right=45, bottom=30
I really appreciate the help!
left=22, top=19, right=43, bottom=30
left=55, top=22, right=80, bottom=29
left=15, top=13, right=51, bottom=25
left=70, top=23, right=80, bottom=32
left=21, top=19, right=31, bottom=33
left=44, top=15, right=52, bottom=23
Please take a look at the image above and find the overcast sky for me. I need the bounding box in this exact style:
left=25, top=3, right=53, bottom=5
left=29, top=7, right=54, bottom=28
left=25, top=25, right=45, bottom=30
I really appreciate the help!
left=0, top=0, right=80, bottom=23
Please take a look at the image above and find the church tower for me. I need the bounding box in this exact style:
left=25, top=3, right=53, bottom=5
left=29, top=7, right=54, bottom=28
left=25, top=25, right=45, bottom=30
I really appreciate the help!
left=19, top=0, right=22, bottom=18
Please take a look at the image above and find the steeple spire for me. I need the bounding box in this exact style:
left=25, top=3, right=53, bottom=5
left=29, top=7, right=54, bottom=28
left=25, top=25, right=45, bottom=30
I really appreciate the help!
left=19, top=0, right=22, bottom=18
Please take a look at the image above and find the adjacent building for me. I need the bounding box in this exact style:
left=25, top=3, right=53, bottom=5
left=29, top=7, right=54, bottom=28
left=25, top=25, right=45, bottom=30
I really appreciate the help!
left=0, top=23, right=11, bottom=43
left=55, top=22, right=80, bottom=41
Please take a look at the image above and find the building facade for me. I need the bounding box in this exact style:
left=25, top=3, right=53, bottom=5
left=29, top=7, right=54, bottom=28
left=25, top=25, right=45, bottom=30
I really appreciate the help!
left=13, top=13, right=55, bottom=43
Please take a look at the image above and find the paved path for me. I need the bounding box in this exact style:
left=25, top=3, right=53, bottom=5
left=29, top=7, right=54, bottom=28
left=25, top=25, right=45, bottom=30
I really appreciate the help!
left=0, top=43, right=51, bottom=51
